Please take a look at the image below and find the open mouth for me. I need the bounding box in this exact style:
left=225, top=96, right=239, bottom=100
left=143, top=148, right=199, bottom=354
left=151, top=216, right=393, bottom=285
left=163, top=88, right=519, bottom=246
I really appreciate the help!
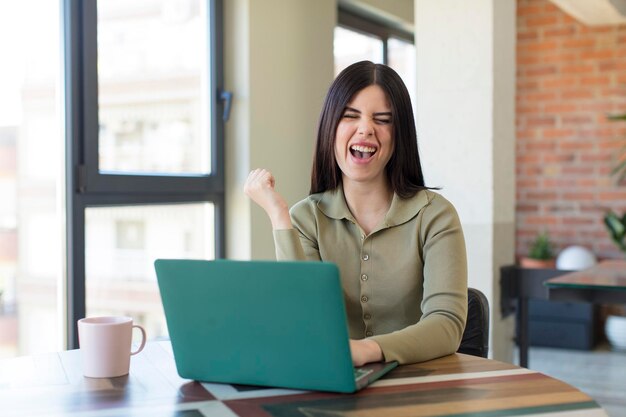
left=350, top=144, right=377, bottom=160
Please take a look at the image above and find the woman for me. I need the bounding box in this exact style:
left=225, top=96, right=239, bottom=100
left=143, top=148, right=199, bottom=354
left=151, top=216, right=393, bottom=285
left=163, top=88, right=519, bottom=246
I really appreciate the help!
left=244, top=61, right=467, bottom=365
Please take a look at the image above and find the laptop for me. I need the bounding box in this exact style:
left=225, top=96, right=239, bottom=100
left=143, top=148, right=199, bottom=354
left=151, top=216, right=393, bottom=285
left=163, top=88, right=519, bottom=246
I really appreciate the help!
left=154, top=259, right=398, bottom=393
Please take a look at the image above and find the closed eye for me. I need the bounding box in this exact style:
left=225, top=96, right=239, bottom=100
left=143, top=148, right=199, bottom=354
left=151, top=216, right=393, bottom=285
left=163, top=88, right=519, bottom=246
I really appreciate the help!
left=374, top=118, right=391, bottom=124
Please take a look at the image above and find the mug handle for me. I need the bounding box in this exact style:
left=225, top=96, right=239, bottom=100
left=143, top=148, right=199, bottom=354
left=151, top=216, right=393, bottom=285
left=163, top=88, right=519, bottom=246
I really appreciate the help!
left=130, top=324, right=147, bottom=356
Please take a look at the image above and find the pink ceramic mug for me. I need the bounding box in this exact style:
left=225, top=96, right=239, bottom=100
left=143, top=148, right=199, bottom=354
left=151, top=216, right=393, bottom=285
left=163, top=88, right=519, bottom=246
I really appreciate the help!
left=78, top=316, right=146, bottom=378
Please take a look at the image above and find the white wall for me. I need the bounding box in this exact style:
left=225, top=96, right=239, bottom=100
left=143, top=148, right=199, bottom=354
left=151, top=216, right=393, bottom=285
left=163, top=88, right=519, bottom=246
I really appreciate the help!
left=224, top=0, right=335, bottom=260
left=415, top=0, right=516, bottom=361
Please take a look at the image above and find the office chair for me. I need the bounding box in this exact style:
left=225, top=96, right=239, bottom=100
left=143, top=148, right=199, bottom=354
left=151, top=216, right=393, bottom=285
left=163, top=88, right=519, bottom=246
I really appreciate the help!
left=457, top=287, right=490, bottom=358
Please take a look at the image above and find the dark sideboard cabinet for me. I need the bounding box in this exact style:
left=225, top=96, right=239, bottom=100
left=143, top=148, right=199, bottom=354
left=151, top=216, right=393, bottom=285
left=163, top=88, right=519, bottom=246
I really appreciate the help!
left=501, top=266, right=598, bottom=354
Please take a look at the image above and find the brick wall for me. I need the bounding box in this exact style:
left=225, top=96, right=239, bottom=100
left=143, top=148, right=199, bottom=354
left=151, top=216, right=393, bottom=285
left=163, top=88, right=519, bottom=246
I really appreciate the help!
left=516, top=0, right=626, bottom=260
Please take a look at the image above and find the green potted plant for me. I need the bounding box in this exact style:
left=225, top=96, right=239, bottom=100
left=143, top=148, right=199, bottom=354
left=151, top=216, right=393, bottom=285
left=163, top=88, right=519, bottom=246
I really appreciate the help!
left=520, top=231, right=556, bottom=268
left=604, top=210, right=626, bottom=257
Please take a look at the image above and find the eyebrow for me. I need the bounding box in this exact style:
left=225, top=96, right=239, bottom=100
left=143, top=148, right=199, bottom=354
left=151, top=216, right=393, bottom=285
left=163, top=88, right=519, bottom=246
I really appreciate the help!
left=344, top=106, right=392, bottom=117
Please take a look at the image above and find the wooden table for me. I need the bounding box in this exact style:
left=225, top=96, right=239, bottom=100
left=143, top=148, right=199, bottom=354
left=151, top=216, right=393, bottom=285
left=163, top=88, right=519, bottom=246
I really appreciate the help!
left=0, top=341, right=607, bottom=417
left=546, top=260, right=626, bottom=304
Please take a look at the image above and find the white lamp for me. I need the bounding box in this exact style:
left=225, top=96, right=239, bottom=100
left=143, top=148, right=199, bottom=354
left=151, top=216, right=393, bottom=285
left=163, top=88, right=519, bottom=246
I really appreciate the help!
left=556, top=246, right=597, bottom=271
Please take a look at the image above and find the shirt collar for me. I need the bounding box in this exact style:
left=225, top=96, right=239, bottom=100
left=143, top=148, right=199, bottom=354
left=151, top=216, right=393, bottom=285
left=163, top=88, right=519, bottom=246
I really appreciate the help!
left=317, top=185, right=430, bottom=227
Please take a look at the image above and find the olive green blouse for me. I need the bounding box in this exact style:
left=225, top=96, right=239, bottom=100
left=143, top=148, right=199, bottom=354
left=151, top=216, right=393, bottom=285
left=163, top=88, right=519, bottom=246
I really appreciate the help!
left=272, top=186, right=468, bottom=364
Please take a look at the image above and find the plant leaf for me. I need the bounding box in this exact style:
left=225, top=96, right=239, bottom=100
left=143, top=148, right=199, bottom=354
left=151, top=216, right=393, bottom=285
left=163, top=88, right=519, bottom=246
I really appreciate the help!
left=608, top=113, right=626, bottom=121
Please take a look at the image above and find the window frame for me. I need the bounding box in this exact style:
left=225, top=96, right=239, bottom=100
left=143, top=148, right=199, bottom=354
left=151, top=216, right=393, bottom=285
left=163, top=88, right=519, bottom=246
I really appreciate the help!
left=337, top=8, right=414, bottom=65
left=63, top=0, right=225, bottom=348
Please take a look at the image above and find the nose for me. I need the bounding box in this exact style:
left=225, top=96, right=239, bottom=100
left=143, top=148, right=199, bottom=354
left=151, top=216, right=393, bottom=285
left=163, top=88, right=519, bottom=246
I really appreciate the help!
left=357, top=119, right=374, bottom=136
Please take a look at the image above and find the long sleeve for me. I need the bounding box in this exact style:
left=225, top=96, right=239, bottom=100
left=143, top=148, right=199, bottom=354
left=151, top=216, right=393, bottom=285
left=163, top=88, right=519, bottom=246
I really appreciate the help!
left=272, top=200, right=322, bottom=261
left=369, top=194, right=468, bottom=363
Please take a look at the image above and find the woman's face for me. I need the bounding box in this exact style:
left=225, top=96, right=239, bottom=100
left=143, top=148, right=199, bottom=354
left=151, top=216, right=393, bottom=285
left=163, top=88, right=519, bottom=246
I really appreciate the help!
left=334, top=84, right=394, bottom=187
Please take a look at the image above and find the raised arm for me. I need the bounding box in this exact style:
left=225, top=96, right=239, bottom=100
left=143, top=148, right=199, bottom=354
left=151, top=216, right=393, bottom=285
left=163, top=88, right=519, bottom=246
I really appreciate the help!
left=243, top=169, right=292, bottom=230
left=244, top=169, right=314, bottom=261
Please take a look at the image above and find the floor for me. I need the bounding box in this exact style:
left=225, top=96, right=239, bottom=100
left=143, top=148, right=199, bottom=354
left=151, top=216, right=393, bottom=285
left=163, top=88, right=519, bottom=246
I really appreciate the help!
left=516, top=343, right=626, bottom=417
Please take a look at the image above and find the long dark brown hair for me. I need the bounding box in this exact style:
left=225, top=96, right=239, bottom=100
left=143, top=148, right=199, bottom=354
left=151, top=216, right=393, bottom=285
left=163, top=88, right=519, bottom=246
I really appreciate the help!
left=310, top=61, right=427, bottom=198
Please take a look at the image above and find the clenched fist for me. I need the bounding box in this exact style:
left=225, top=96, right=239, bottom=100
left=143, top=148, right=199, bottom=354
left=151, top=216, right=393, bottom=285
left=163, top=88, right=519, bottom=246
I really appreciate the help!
left=244, top=169, right=292, bottom=230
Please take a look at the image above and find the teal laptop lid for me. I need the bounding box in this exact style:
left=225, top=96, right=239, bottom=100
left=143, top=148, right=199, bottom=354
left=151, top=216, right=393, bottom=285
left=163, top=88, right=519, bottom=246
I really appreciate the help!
left=155, top=259, right=396, bottom=393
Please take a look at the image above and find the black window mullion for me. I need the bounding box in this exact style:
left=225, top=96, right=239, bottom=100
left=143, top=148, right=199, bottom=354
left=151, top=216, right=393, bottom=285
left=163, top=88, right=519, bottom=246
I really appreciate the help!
left=81, top=0, right=98, bottom=193
left=210, top=0, right=226, bottom=258
left=64, top=0, right=85, bottom=350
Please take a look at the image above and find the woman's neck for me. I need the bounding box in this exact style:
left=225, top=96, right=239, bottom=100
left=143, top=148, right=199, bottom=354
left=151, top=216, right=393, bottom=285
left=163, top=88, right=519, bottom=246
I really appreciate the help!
left=342, top=177, right=393, bottom=236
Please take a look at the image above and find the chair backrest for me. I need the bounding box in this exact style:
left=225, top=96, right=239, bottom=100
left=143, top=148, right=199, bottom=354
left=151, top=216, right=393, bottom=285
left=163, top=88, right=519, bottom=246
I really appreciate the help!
left=457, top=287, right=490, bottom=358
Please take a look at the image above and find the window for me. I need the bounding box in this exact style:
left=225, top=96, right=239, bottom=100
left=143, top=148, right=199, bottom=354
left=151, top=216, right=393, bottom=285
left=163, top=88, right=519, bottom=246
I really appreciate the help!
left=66, top=0, right=225, bottom=348
left=0, top=0, right=225, bottom=357
left=334, top=9, right=416, bottom=106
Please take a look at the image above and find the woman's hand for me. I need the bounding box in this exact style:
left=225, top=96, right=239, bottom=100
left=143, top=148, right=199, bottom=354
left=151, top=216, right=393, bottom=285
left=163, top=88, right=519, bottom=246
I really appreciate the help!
left=244, top=169, right=292, bottom=230
left=350, top=339, right=383, bottom=367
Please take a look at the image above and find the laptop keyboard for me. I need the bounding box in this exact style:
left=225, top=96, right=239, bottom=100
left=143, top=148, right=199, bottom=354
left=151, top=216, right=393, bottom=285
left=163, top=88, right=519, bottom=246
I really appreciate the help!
left=353, top=368, right=374, bottom=380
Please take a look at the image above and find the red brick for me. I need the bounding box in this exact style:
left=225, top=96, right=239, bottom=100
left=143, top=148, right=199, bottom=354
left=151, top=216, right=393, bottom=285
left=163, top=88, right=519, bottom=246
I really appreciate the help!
left=525, top=65, right=558, bottom=77
left=517, top=80, right=540, bottom=90
left=544, top=27, right=576, bottom=38
left=543, top=154, right=575, bottom=163
left=526, top=16, right=559, bottom=28
left=598, top=166, right=614, bottom=175
left=580, top=75, right=611, bottom=86
left=601, top=86, right=626, bottom=97
left=517, top=55, right=543, bottom=66
left=561, top=115, right=594, bottom=125
left=517, top=129, right=538, bottom=139
left=581, top=153, right=612, bottom=163
left=562, top=166, right=594, bottom=175
left=582, top=129, right=617, bottom=140
left=542, top=77, right=579, bottom=89
left=562, top=38, right=595, bottom=49
left=562, top=218, right=595, bottom=226
left=527, top=115, right=557, bottom=127
left=527, top=191, right=559, bottom=200
left=518, top=4, right=544, bottom=16
left=580, top=102, right=617, bottom=112
left=581, top=26, right=615, bottom=35
left=543, top=178, right=575, bottom=187
left=523, top=91, right=558, bottom=102
left=542, top=128, right=575, bottom=139
left=560, top=64, right=595, bottom=74
left=527, top=141, right=556, bottom=152
left=518, top=154, right=542, bottom=164
left=526, top=216, right=560, bottom=225
left=577, top=178, right=611, bottom=187
left=517, top=203, right=540, bottom=212
left=517, top=104, right=541, bottom=115
left=560, top=89, right=595, bottom=100
left=563, top=192, right=595, bottom=201
left=518, top=30, right=539, bottom=42
left=543, top=103, right=578, bottom=113
left=518, top=40, right=559, bottom=54
left=599, top=191, right=626, bottom=200
left=581, top=50, right=615, bottom=60
left=559, top=141, right=594, bottom=150
left=517, top=179, right=540, bottom=188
